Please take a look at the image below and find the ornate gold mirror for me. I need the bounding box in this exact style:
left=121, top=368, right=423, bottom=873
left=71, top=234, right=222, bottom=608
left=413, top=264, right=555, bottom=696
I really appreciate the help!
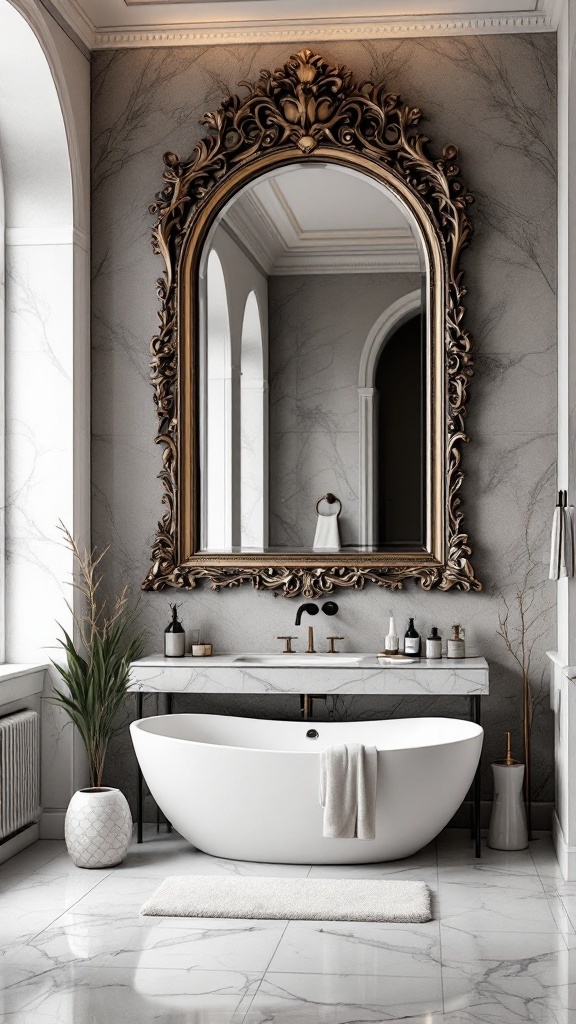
left=143, top=50, right=481, bottom=597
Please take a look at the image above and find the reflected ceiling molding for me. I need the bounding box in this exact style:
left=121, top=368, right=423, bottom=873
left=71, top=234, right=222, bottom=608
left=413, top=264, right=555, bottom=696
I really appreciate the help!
left=223, top=177, right=422, bottom=274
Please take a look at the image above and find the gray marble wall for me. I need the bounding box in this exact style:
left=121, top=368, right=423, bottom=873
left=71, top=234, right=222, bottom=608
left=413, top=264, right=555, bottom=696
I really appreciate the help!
left=268, top=272, right=420, bottom=548
left=92, top=35, right=557, bottom=819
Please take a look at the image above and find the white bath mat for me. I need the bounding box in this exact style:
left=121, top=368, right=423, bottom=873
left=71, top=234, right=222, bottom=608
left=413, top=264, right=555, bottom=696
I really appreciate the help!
left=140, top=876, right=432, bottom=923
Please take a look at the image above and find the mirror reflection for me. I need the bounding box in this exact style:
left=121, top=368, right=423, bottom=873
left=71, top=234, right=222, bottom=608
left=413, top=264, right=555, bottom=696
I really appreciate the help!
left=199, top=163, right=427, bottom=554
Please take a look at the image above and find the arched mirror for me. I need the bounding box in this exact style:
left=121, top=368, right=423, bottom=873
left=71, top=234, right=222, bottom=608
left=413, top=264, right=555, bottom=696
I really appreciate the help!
left=144, top=50, right=480, bottom=597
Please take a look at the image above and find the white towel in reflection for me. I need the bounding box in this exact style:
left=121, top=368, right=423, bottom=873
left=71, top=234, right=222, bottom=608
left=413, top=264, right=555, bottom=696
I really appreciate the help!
left=319, top=743, right=377, bottom=840
left=550, top=504, right=574, bottom=580
left=313, top=513, right=341, bottom=551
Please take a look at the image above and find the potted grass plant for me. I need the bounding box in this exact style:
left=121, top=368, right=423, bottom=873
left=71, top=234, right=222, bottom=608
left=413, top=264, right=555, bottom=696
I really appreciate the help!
left=51, top=525, right=147, bottom=868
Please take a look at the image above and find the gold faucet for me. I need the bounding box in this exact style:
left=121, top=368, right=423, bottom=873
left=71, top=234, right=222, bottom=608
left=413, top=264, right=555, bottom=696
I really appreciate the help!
left=306, top=626, right=316, bottom=654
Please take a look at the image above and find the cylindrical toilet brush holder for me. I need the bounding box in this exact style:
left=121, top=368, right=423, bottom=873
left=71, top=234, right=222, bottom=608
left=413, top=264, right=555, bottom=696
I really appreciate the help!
left=488, top=761, right=528, bottom=851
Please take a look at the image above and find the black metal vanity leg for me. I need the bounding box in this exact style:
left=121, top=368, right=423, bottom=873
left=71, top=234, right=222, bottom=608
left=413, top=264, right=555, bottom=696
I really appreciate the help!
left=471, top=696, right=482, bottom=858
left=136, top=692, right=144, bottom=844
left=165, top=693, right=174, bottom=832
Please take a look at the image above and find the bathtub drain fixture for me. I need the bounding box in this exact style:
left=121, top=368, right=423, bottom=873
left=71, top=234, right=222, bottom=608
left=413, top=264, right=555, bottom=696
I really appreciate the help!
left=306, top=729, right=319, bottom=739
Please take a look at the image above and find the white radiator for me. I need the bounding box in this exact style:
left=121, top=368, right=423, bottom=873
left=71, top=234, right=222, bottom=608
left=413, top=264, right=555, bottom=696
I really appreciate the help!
left=0, top=710, right=40, bottom=840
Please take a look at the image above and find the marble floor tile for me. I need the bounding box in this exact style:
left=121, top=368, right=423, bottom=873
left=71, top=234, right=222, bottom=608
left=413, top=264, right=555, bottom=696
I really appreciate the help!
left=0, top=963, right=261, bottom=1024
left=530, top=834, right=565, bottom=879
left=438, top=878, right=558, bottom=933
left=436, top=832, right=538, bottom=875
left=0, top=902, right=72, bottom=963
left=2, top=828, right=574, bottom=1024
left=244, top=971, right=444, bottom=1022
left=0, top=841, right=63, bottom=891
left=441, top=929, right=576, bottom=1023
left=118, top=832, right=311, bottom=880
left=0, top=865, right=111, bottom=911
left=26, top=916, right=288, bottom=974
left=267, top=918, right=441, bottom=976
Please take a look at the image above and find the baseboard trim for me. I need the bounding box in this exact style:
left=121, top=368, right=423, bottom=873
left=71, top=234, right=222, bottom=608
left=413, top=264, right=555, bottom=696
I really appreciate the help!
left=0, top=822, right=39, bottom=865
left=553, top=810, right=576, bottom=880
left=40, top=809, right=66, bottom=840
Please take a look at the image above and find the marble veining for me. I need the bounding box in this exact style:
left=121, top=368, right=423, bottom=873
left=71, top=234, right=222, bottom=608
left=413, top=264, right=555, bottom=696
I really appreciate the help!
left=129, top=655, right=489, bottom=695
left=91, top=35, right=557, bottom=819
left=2, top=829, right=576, bottom=1023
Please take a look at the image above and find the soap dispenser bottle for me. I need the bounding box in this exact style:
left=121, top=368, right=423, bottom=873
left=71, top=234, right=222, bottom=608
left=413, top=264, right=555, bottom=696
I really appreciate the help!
left=164, top=604, right=186, bottom=658
left=447, top=624, right=465, bottom=659
left=384, top=611, right=399, bottom=655
left=404, top=618, right=421, bottom=656
left=426, top=627, right=442, bottom=659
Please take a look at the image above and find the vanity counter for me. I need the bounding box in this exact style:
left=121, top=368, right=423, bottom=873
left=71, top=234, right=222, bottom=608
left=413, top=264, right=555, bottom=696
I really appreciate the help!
left=129, top=654, right=488, bottom=855
left=129, top=655, right=489, bottom=696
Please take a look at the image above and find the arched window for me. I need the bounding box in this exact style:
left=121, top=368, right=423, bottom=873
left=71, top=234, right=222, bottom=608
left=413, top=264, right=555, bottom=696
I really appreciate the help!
left=0, top=0, right=90, bottom=834
left=358, top=291, right=422, bottom=548
left=240, top=291, right=268, bottom=549
left=204, top=249, right=233, bottom=549
left=0, top=0, right=80, bottom=660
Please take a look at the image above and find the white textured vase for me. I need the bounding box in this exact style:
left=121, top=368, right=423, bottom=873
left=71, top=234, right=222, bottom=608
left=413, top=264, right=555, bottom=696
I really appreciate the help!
left=65, top=788, right=132, bottom=868
left=488, top=763, right=528, bottom=851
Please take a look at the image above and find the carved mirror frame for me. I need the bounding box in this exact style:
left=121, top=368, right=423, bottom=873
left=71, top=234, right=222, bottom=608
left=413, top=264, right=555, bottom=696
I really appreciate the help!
left=143, top=50, right=481, bottom=598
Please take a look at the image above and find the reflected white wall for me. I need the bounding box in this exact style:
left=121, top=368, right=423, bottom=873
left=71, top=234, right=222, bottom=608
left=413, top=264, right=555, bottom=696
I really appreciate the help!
left=240, top=291, right=268, bottom=549
left=205, top=249, right=233, bottom=550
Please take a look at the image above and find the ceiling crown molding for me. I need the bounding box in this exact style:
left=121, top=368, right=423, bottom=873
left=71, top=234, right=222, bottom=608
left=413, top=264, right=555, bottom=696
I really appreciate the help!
left=40, top=1, right=559, bottom=51
left=93, top=13, right=553, bottom=49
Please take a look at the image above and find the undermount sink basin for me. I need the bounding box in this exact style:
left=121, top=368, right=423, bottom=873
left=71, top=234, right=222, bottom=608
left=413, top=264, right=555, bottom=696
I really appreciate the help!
left=233, top=654, right=365, bottom=667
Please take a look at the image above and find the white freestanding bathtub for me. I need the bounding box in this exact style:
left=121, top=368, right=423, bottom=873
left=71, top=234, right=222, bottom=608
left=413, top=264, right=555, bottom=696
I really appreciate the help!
left=130, top=714, right=483, bottom=864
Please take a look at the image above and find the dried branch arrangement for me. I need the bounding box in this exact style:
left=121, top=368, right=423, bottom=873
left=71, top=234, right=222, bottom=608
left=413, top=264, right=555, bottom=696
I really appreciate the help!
left=497, top=521, right=550, bottom=838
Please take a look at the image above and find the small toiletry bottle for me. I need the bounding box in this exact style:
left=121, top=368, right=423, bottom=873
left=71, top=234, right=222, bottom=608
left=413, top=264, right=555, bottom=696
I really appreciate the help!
left=164, top=604, right=186, bottom=658
left=404, top=617, right=421, bottom=656
left=426, top=627, right=442, bottom=659
left=385, top=612, right=399, bottom=654
left=447, top=624, right=465, bottom=659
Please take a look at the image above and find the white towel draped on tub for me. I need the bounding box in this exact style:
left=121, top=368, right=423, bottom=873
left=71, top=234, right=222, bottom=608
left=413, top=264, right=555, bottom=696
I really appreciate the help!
left=319, top=743, right=377, bottom=840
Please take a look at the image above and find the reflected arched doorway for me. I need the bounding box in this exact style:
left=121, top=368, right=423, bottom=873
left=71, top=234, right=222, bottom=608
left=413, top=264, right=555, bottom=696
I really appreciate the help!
left=375, top=313, right=424, bottom=546
left=358, top=290, right=422, bottom=547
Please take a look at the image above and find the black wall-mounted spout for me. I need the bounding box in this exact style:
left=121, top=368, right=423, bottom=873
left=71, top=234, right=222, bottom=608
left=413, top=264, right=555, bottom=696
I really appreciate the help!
left=295, top=603, right=319, bottom=626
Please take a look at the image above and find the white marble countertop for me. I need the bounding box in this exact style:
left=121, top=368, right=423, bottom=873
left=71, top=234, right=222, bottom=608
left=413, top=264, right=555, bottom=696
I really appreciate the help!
left=129, top=655, right=489, bottom=696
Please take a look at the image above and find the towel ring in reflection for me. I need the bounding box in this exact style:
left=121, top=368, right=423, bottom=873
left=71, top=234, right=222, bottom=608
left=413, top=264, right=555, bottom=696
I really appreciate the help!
left=315, top=493, right=342, bottom=517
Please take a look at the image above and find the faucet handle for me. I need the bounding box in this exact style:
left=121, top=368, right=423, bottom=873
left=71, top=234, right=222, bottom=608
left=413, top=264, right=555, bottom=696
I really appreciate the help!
left=326, top=636, right=345, bottom=654
left=277, top=636, right=297, bottom=654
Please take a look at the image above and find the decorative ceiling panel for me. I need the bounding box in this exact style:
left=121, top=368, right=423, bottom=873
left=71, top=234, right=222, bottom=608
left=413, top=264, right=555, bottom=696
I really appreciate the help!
left=46, top=0, right=557, bottom=50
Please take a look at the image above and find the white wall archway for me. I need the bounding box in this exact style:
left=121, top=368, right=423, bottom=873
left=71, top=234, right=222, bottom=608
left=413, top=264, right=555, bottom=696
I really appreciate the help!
left=0, top=0, right=90, bottom=837
left=358, top=290, right=422, bottom=547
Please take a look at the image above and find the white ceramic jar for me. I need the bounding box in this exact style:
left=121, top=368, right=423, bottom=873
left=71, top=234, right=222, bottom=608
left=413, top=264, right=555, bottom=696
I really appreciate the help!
left=65, top=787, right=132, bottom=868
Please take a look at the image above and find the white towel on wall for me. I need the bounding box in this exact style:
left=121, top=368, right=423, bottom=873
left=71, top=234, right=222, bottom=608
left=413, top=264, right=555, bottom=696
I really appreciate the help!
left=313, top=512, right=341, bottom=552
left=550, top=502, right=574, bottom=580
left=564, top=506, right=574, bottom=578
left=319, top=743, right=377, bottom=840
